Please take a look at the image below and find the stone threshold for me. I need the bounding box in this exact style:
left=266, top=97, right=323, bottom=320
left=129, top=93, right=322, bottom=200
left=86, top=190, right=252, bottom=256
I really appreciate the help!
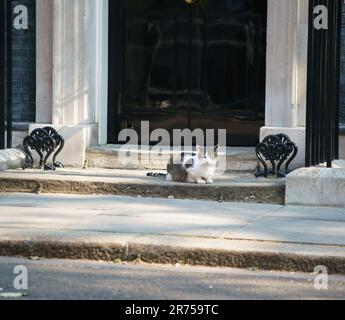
left=0, top=169, right=285, bottom=204
left=86, top=145, right=259, bottom=172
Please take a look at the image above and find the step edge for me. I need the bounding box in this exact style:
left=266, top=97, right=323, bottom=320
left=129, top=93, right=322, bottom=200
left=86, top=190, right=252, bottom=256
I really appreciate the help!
left=0, top=235, right=343, bottom=274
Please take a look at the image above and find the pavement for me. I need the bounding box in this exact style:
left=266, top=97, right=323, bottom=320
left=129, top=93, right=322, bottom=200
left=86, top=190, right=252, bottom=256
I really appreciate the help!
left=0, top=193, right=345, bottom=274
left=1, top=257, right=344, bottom=300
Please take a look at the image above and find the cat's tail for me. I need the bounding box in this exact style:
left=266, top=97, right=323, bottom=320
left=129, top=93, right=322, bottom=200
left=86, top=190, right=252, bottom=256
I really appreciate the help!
left=147, top=172, right=167, bottom=178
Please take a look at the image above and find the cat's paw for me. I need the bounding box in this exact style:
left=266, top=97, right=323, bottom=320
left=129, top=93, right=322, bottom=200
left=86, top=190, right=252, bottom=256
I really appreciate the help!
left=196, top=179, right=207, bottom=184
left=206, top=178, right=214, bottom=184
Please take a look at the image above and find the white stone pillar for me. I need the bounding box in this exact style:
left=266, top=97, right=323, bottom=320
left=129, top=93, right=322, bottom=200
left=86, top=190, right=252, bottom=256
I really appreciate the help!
left=36, top=0, right=53, bottom=123
left=94, top=0, right=109, bottom=146
left=53, top=0, right=96, bottom=127
left=261, top=0, right=309, bottom=168
left=31, top=0, right=108, bottom=167
left=52, top=0, right=108, bottom=145
left=295, top=0, right=309, bottom=128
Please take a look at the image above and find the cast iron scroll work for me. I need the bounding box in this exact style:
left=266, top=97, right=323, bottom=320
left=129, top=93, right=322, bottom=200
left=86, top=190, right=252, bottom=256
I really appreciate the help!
left=255, top=134, right=298, bottom=178
left=23, top=127, right=65, bottom=171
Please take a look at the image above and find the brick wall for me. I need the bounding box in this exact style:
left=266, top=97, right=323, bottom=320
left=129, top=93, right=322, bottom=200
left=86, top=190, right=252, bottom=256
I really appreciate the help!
left=11, top=0, right=36, bottom=123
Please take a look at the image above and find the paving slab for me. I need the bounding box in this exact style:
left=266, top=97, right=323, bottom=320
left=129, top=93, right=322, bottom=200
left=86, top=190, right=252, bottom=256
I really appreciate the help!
left=230, top=217, right=345, bottom=246
left=0, top=193, right=345, bottom=274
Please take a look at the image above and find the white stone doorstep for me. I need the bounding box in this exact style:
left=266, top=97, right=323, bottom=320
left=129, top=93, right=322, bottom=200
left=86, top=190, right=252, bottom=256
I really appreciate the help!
left=286, top=164, right=345, bottom=208
left=0, top=149, right=26, bottom=171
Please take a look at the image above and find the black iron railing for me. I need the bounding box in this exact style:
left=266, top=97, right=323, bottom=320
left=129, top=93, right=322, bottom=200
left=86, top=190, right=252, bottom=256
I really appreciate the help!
left=0, top=0, right=12, bottom=150
left=6, top=0, right=12, bottom=149
left=306, top=0, right=342, bottom=167
left=0, top=0, right=5, bottom=150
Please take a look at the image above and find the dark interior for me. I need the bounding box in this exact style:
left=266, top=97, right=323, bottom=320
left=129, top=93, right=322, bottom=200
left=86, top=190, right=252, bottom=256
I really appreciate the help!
left=108, top=0, right=267, bottom=146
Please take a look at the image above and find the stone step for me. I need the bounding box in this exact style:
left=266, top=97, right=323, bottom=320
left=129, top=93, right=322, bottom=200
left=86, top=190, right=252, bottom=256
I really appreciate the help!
left=86, top=145, right=259, bottom=172
left=0, top=169, right=285, bottom=205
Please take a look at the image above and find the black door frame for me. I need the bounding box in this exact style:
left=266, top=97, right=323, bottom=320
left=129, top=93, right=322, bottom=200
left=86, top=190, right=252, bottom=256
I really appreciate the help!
left=107, top=0, right=122, bottom=145
left=0, top=0, right=5, bottom=149
left=0, top=0, right=13, bottom=150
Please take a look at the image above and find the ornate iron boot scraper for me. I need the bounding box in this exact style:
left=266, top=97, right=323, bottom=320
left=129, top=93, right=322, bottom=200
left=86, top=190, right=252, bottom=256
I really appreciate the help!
left=22, top=127, right=65, bottom=171
left=255, top=134, right=298, bottom=178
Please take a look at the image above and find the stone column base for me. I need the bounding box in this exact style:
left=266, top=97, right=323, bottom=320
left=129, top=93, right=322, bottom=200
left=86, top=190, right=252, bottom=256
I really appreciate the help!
left=340, top=135, right=345, bottom=160
left=0, top=149, right=26, bottom=171
left=286, top=161, right=345, bottom=207
left=29, top=124, right=98, bottom=168
left=260, top=127, right=306, bottom=169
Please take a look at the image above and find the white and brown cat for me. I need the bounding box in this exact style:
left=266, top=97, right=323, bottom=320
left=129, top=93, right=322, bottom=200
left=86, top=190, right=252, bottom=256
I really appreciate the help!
left=148, top=145, right=219, bottom=184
